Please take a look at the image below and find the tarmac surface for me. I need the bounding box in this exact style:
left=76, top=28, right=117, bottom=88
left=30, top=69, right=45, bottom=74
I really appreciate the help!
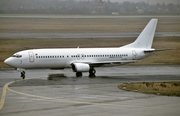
left=0, top=14, right=180, bottom=19
left=0, top=65, right=180, bottom=116
left=0, top=32, right=180, bottom=39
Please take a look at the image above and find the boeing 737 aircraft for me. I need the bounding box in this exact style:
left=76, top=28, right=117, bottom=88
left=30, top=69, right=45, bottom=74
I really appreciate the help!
left=5, top=19, right=161, bottom=79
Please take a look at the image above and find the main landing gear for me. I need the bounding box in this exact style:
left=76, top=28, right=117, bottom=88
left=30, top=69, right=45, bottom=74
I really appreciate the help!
left=75, top=67, right=96, bottom=77
left=21, top=70, right=25, bottom=79
left=89, top=67, right=96, bottom=77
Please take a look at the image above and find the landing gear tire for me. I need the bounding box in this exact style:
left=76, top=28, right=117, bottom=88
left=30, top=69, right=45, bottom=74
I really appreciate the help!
left=21, top=71, right=25, bottom=79
left=76, top=72, right=82, bottom=77
left=89, top=68, right=96, bottom=77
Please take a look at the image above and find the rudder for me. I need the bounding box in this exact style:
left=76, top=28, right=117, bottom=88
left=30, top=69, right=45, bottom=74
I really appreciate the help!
left=122, top=19, right=158, bottom=49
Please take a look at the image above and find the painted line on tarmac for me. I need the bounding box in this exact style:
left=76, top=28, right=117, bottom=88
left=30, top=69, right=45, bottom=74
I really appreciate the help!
left=8, top=80, right=143, bottom=108
left=0, top=79, right=21, bottom=110
left=0, top=77, right=41, bottom=110
left=7, top=86, right=144, bottom=108
left=2, top=77, right=144, bottom=109
left=0, top=82, right=9, bottom=110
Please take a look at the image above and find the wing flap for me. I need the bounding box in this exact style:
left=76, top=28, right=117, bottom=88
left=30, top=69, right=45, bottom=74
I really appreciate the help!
left=71, top=60, right=136, bottom=67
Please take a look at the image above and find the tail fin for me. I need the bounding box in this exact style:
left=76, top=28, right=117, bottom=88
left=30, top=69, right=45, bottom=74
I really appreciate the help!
left=122, top=19, right=158, bottom=49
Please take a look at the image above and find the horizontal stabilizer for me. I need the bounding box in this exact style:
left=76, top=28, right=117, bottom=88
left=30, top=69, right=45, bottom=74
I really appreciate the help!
left=144, top=48, right=175, bottom=53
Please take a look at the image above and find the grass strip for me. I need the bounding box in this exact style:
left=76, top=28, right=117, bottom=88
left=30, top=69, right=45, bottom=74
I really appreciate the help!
left=118, top=82, right=180, bottom=97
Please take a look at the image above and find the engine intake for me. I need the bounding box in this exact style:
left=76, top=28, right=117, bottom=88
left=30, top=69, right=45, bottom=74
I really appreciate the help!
left=71, top=63, right=90, bottom=72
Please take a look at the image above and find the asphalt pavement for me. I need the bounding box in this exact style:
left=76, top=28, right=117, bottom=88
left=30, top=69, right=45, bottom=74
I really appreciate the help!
left=0, top=65, right=180, bottom=116
left=0, top=14, right=180, bottom=19
left=0, top=32, right=180, bottom=39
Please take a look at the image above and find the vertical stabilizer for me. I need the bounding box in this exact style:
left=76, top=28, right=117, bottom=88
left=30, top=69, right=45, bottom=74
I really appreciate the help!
left=122, top=19, right=158, bottom=49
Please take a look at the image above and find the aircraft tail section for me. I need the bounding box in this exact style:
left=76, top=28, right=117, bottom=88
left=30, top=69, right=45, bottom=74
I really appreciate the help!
left=122, top=19, right=158, bottom=49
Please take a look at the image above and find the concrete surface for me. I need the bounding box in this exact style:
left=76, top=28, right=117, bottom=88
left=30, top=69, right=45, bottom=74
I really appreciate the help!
left=0, top=65, right=180, bottom=116
left=0, top=32, right=180, bottom=39
left=0, top=14, right=180, bottom=19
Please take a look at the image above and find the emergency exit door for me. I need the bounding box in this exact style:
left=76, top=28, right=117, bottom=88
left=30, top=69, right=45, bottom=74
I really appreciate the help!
left=132, top=50, right=137, bottom=60
left=28, top=52, right=34, bottom=62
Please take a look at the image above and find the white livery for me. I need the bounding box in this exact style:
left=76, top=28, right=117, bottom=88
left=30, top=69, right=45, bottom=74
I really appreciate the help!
left=4, top=19, right=159, bottom=79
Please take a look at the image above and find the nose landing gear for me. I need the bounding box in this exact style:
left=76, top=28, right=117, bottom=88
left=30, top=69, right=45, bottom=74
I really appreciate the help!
left=20, top=71, right=25, bottom=79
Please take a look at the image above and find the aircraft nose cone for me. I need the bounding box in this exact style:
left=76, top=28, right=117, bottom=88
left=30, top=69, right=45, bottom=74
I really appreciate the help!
left=4, top=58, right=12, bottom=66
left=4, top=58, right=9, bottom=64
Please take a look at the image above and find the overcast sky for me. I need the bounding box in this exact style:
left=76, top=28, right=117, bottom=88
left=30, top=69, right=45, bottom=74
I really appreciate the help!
left=110, top=0, right=180, bottom=4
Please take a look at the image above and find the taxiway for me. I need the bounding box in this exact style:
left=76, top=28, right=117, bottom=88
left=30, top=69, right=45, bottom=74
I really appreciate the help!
left=0, top=65, right=180, bottom=116
left=0, top=32, right=180, bottom=39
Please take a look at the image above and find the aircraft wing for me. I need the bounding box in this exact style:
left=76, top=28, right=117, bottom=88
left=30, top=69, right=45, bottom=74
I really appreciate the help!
left=71, top=60, right=136, bottom=67
left=89, top=61, right=135, bottom=67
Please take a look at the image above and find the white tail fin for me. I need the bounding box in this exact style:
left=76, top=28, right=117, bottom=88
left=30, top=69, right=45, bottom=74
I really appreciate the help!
left=122, top=19, right=158, bottom=49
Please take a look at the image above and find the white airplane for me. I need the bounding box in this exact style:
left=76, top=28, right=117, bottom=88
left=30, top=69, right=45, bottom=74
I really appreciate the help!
left=4, top=19, right=163, bottom=79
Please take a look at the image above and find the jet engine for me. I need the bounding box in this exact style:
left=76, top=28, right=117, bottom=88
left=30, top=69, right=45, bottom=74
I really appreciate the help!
left=71, top=63, right=90, bottom=72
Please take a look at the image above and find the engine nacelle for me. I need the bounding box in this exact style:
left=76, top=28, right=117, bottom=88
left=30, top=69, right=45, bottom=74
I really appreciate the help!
left=71, top=63, right=90, bottom=72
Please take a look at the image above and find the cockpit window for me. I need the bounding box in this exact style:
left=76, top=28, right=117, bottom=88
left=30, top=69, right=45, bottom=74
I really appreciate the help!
left=12, top=54, right=22, bottom=58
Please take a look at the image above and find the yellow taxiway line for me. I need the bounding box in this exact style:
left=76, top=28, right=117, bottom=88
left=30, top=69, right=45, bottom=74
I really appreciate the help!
left=0, top=83, right=8, bottom=109
left=1, top=78, right=144, bottom=110
left=0, top=80, right=21, bottom=110
left=0, top=78, right=37, bottom=110
left=7, top=86, right=144, bottom=108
